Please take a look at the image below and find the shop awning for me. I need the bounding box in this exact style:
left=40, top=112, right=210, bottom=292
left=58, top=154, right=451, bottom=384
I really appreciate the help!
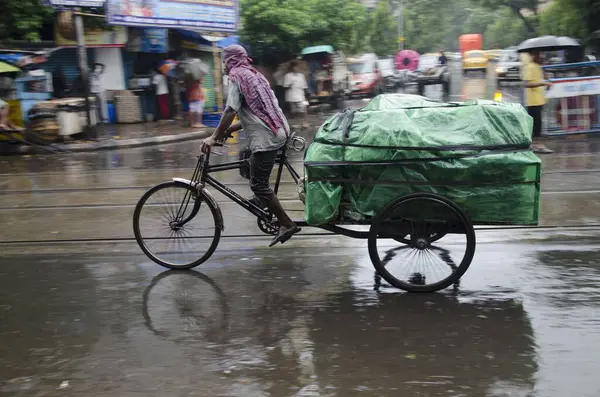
left=0, top=48, right=62, bottom=67
left=0, top=61, right=20, bottom=73
left=176, top=30, right=214, bottom=46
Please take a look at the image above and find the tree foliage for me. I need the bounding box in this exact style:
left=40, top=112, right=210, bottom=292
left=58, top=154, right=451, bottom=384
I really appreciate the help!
left=240, top=0, right=371, bottom=65
left=0, top=0, right=53, bottom=42
left=538, top=0, right=588, bottom=40
left=369, top=1, right=398, bottom=57
left=468, top=0, right=542, bottom=34
left=400, top=0, right=452, bottom=53
left=484, top=9, right=529, bottom=49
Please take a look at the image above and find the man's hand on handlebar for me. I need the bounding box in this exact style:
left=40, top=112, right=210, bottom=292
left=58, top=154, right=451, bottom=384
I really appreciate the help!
left=201, top=134, right=229, bottom=153
left=201, top=136, right=218, bottom=153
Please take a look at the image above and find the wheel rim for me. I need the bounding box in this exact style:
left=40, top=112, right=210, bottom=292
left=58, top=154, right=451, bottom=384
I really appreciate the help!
left=135, top=183, right=219, bottom=268
left=369, top=194, right=475, bottom=292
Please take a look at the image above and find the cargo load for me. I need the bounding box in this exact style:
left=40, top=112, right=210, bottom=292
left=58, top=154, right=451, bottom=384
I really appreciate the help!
left=303, top=94, right=542, bottom=226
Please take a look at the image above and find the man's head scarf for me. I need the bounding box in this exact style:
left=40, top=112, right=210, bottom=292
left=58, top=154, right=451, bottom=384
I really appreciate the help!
left=223, top=45, right=287, bottom=136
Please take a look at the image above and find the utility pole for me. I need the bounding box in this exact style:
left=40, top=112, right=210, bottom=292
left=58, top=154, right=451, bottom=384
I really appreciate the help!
left=397, top=0, right=404, bottom=51
left=74, top=10, right=95, bottom=140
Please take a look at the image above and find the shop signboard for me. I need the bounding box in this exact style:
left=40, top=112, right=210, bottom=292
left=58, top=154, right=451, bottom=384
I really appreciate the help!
left=106, top=0, right=237, bottom=33
left=140, top=29, right=168, bottom=53
left=128, top=28, right=169, bottom=52
left=46, top=0, right=106, bottom=8
left=55, top=25, right=128, bottom=47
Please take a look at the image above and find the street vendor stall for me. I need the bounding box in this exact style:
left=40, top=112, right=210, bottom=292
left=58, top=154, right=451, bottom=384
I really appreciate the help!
left=301, top=45, right=350, bottom=109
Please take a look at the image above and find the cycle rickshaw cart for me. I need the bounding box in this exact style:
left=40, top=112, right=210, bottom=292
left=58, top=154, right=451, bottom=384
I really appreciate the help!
left=133, top=95, right=542, bottom=293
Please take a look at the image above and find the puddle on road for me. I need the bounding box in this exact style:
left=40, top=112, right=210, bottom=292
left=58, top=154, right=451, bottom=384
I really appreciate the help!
left=1, top=238, right=600, bottom=396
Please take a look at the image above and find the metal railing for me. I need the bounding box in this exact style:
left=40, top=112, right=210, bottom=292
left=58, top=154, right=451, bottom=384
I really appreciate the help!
left=540, top=61, right=600, bottom=136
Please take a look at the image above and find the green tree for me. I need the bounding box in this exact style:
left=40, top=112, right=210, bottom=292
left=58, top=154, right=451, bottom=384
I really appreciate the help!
left=538, top=0, right=588, bottom=40
left=484, top=8, right=529, bottom=48
left=469, top=0, right=541, bottom=34
left=0, top=0, right=53, bottom=42
left=401, top=0, right=452, bottom=53
left=369, top=1, right=397, bottom=56
left=239, top=0, right=369, bottom=65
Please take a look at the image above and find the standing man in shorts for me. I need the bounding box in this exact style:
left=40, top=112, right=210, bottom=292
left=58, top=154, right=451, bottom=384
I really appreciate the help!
left=523, top=49, right=553, bottom=154
left=283, top=61, right=308, bottom=127
left=187, top=77, right=205, bottom=128
left=201, top=45, right=300, bottom=247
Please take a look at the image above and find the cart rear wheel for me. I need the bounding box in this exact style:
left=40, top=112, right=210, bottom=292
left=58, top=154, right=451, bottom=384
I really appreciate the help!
left=368, top=193, right=476, bottom=293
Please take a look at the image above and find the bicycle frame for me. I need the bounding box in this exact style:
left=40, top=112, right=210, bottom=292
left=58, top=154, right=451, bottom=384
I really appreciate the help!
left=173, top=139, right=369, bottom=239
left=189, top=144, right=302, bottom=223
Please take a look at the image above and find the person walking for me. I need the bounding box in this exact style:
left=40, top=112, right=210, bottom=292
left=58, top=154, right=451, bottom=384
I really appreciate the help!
left=283, top=60, right=308, bottom=127
left=152, top=67, right=170, bottom=121
left=438, top=50, right=448, bottom=66
left=90, top=63, right=108, bottom=123
left=523, top=49, right=553, bottom=154
left=201, top=44, right=300, bottom=247
left=187, top=77, right=205, bottom=128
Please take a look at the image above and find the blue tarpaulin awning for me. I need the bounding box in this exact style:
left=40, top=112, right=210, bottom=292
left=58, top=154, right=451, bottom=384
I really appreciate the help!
left=176, top=30, right=213, bottom=47
left=217, top=35, right=239, bottom=49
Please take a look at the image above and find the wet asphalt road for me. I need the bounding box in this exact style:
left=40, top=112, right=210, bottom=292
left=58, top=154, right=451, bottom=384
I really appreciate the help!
left=2, top=67, right=600, bottom=396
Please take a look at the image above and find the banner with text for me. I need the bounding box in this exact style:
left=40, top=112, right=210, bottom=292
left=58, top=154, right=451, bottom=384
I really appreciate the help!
left=106, top=0, right=237, bottom=33
left=55, top=25, right=128, bottom=47
left=127, top=28, right=169, bottom=52
left=46, top=0, right=105, bottom=8
left=546, top=77, right=600, bottom=99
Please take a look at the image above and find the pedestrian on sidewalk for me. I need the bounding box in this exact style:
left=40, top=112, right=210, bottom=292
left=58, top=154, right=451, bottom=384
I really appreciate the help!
left=90, top=63, right=108, bottom=124
left=187, top=77, right=205, bottom=128
left=152, top=67, right=170, bottom=121
left=179, top=81, right=189, bottom=121
left=0, top=99, right=23, bottom=131
left=523, top=49, right=553, bottom=154
left=283, top=60, right=308, bottom=128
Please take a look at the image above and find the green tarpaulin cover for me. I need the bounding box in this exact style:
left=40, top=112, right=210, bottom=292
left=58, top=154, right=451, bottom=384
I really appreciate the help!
left=303, top=94, right=542, bottom=226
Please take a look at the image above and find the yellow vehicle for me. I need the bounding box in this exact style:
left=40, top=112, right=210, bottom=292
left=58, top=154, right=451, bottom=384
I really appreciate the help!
left=463, top=50, right=488, bottom=74
left=484, top=49, right=502, bottom=61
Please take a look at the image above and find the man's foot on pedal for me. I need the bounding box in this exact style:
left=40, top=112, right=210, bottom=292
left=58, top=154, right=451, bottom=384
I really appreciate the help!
left=269, top=225, right=301, bottom=247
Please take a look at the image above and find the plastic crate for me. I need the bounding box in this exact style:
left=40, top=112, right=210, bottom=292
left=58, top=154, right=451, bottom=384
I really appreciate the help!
left=202, top=112, right=222, bottom=127
left=107, top=103, right=116, bottom=124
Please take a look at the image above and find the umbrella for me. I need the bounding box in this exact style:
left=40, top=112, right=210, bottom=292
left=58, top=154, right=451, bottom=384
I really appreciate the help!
left=0, top=61, right=20, bottom=74
left=158, top=59, right=178, bottom=77
left=395, top=50, right=419, bottom=71
left=177, top=59, right=209, bottom=81
left=517, top=35, right=581, bottom=53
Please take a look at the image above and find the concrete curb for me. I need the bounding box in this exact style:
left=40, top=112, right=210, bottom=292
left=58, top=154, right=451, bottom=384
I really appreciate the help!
left=1, top=128, right=213, bottom=156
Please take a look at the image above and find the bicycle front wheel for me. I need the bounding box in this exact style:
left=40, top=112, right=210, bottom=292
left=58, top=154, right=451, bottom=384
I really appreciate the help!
left=133, top=181, right=221, bottom=270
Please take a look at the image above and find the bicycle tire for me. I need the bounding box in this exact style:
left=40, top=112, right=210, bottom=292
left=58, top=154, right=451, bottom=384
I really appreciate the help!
left=133, top=181, right=221, bottom=270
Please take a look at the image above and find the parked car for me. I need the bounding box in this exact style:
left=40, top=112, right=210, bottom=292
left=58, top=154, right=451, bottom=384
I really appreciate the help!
left=349, top=53, right=384, bottom=97
left=485, top=49, right=502, bottom=62
left=301, top=45, right=351, bottom=109
left=450, top=52, right=462, bottom=61
left=463, top=50, right=488, bottom=75
left=495, top=47, right=520, bottom=85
